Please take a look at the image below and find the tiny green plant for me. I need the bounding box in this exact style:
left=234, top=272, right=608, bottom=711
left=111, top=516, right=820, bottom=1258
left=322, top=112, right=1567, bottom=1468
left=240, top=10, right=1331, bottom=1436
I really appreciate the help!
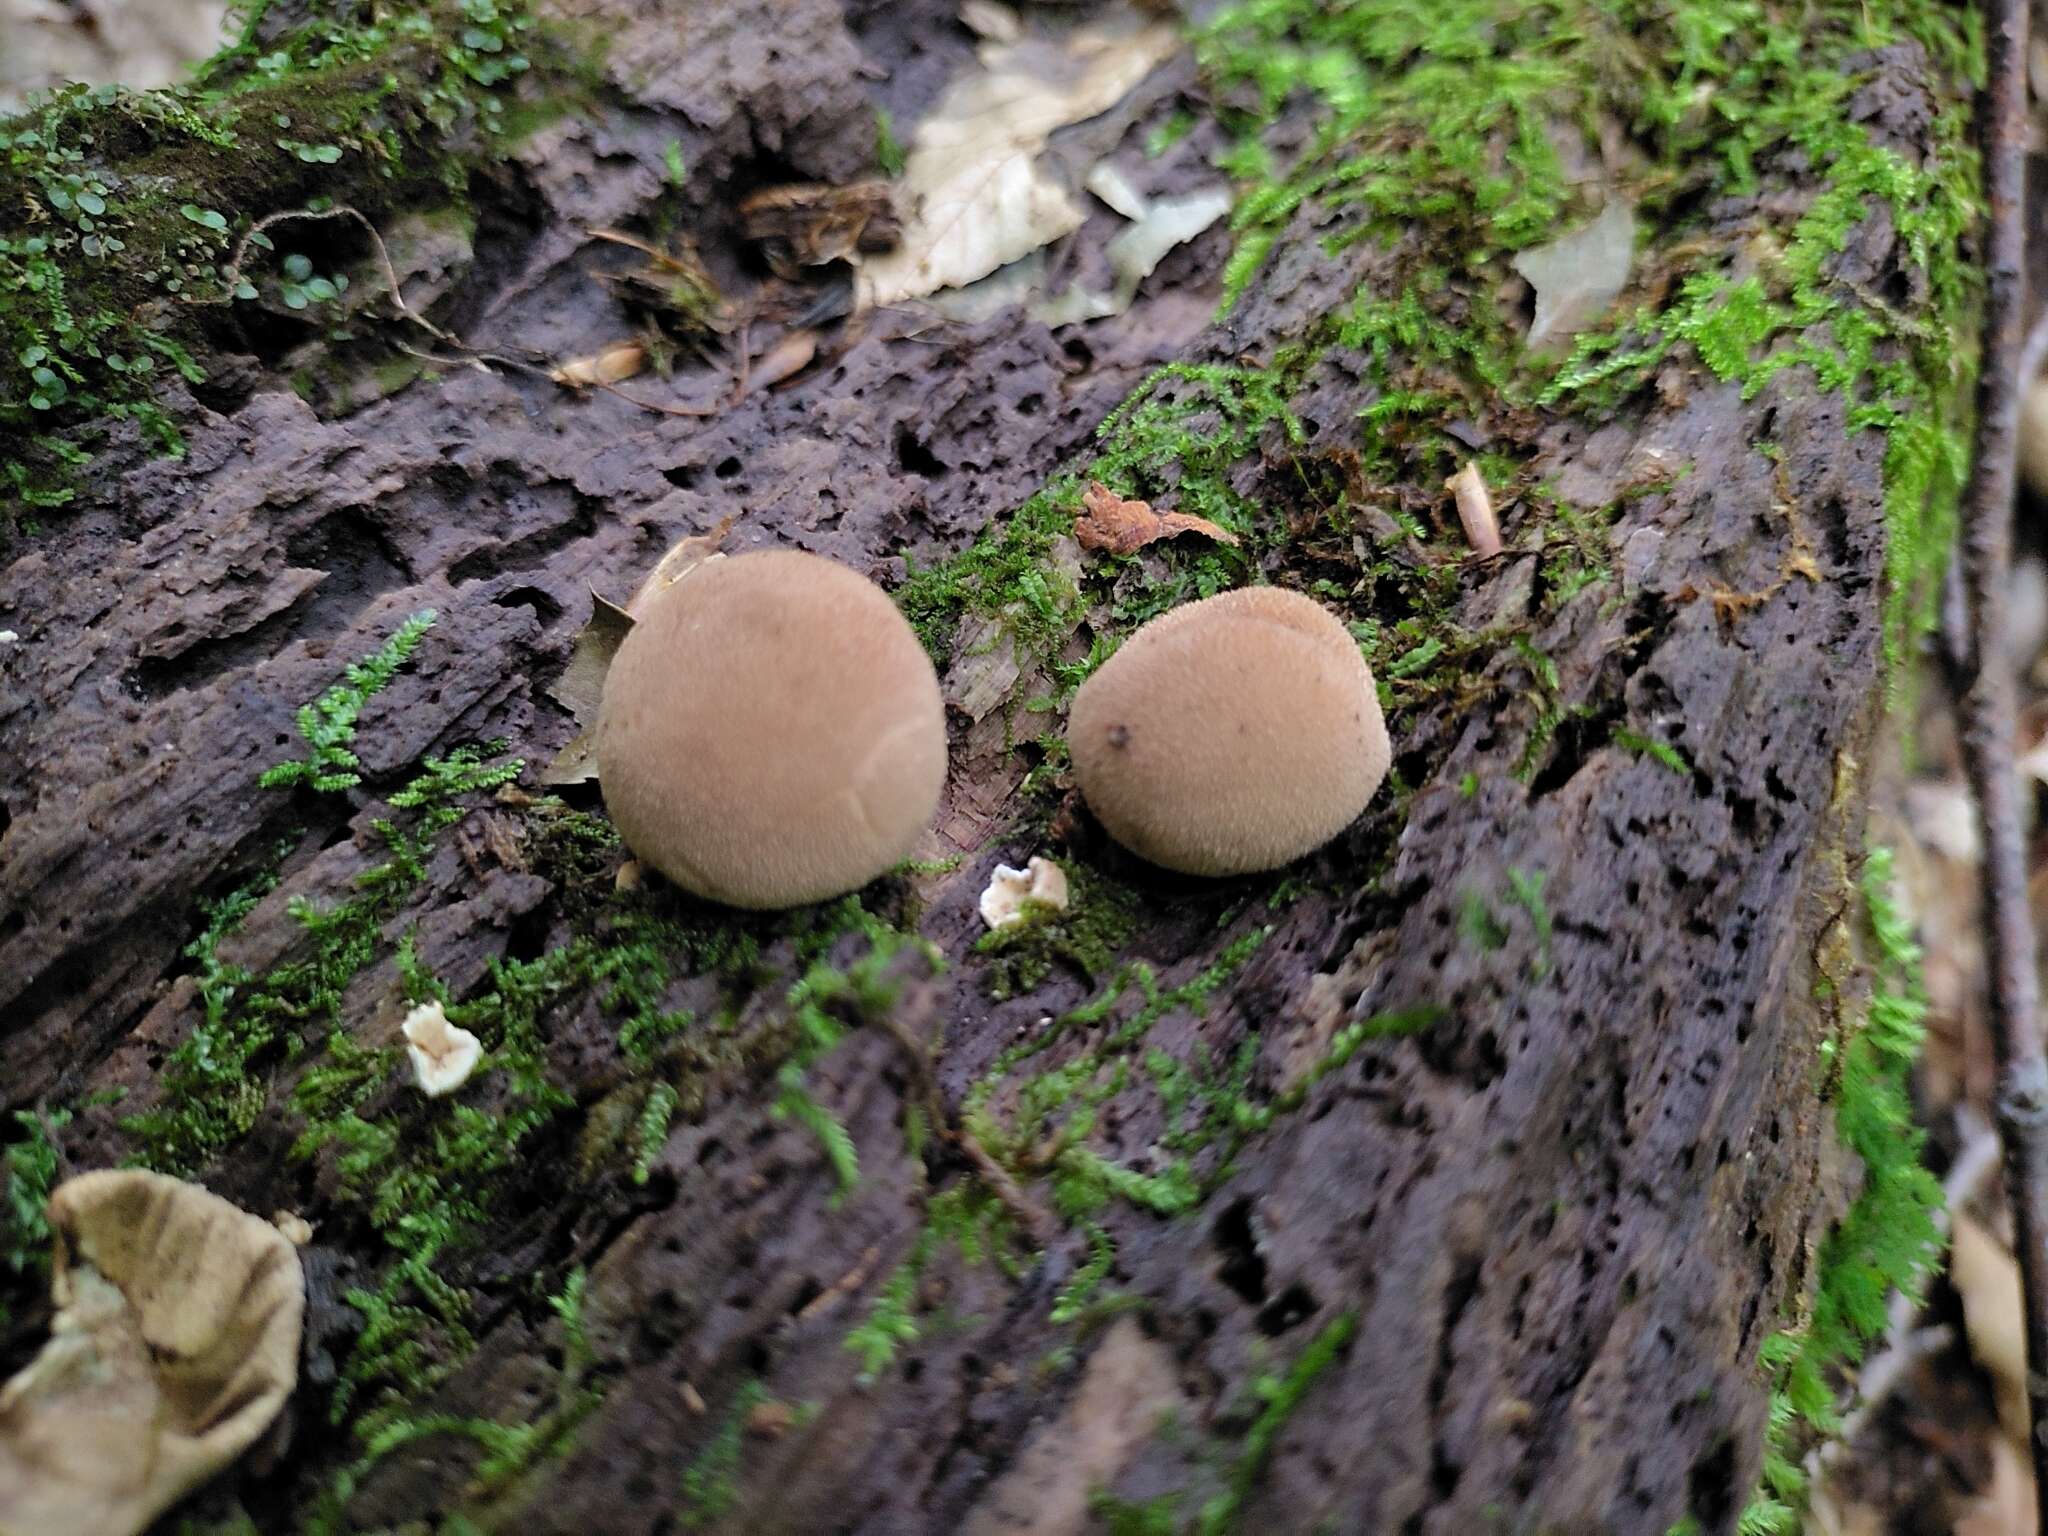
left=2, top=1108, right=71, bottom=1321
left=261, top=611, right=436, bottom=791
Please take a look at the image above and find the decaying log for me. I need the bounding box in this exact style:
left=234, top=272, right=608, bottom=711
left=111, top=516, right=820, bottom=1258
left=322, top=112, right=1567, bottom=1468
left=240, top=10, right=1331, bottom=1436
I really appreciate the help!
left=0, top=1, right=1974, bottom=1532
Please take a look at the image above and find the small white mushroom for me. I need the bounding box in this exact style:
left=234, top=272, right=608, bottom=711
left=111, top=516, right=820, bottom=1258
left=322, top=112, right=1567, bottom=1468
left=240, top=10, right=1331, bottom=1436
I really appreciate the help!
left=978, top=856, right=1071, bottom=929
left=0, top=1170, right=304, bottom=1536
left=401, top=1000, right=483, bottom=1097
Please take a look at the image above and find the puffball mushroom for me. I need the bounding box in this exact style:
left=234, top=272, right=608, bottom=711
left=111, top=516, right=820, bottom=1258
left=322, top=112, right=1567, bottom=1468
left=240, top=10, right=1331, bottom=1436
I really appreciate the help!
left=1068, top=587, right=1390, bottom=875
left=596, top=548, right=947, bottom=909
left=0, top=1170, right=304, bottom=1536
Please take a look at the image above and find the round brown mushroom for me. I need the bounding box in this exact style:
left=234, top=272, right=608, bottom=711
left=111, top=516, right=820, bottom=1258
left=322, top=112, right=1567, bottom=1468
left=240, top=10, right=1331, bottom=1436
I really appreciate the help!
left=1067, top=586, right=1389, bottom=875
left=596, top=548, right=947, bottom=908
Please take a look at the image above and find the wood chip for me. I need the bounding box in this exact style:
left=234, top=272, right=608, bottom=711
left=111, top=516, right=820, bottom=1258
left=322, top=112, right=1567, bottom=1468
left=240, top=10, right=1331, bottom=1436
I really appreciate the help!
left=1445, top=462, right=1502, bottom=557
left=1072, top=480, right=1239, bottom=556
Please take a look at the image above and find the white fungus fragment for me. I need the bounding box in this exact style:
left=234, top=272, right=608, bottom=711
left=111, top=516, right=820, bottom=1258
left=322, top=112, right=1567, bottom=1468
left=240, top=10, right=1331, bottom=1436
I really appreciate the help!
left=979, top=856, right=1071, bottom=929
left=401, top=1000, right=483, bottom=1097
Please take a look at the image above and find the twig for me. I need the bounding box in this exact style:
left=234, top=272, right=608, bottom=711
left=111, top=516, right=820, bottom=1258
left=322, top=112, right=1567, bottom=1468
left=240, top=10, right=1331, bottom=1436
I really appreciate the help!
left=875, top=981, right=1055, bottom=1248
left=221, top=204, right=459, bottom=347
left=1948, top=0, right=2048, bottom=1514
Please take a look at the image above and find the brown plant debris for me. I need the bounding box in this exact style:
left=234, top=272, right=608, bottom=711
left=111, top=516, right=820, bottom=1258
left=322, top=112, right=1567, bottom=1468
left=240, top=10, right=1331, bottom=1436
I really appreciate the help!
left=1072, top=480, right=1239, bottom=556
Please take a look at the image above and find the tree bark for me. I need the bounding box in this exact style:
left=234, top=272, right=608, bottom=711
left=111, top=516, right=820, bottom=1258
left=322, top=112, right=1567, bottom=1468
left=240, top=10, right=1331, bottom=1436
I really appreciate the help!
left=0, top=2, right=1970, bottom=1533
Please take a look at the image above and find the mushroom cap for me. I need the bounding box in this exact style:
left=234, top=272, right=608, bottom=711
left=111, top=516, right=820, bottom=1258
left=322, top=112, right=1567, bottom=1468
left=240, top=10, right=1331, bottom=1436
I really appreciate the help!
left=0, top=1169, right=304, bottom=1536
left=596, top=548, right=948, bottom=909
left=1067, top=586, right=1390, bottom=875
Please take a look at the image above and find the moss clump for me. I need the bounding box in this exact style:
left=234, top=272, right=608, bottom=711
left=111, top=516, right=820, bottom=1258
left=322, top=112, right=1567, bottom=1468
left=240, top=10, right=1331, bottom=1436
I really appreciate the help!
left=1738, top=846, right=1942, bottom=1530
left=973, top=859, right=1141, bottom=1001
left=0, top=1107, right=71, bottom=1326
left=1, top=0, right=549, bottom=525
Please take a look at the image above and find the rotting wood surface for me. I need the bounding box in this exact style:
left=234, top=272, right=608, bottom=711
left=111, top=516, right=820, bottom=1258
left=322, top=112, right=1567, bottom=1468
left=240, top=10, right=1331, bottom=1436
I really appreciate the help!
left=0, top=1, right=1956, bottom=1531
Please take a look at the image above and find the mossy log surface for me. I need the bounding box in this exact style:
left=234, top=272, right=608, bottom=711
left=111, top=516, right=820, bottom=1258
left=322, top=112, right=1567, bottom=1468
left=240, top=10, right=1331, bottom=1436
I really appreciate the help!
left=0, top=1, right=1970, bottom=1532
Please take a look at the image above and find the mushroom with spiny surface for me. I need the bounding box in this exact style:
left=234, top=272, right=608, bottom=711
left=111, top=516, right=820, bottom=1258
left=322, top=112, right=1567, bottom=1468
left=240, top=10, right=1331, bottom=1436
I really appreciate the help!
left=1067, top=586, right=1390, bottom=876
left=595, top=548, right=948, bottom=909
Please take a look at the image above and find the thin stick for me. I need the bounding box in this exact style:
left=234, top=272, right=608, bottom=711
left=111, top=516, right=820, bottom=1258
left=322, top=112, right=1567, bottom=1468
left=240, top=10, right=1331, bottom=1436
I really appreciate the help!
left=1950, top=0, right=2048, bottom=1514
left=876, top=986, right=1054, bottom=1247
left=221, top=204, right=459, bottom=347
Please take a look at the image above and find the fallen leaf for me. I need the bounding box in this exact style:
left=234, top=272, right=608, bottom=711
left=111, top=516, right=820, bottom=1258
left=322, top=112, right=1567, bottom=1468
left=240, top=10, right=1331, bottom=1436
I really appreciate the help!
left=1952, top=1213, right=2031, bottom=1446
left=1512, top=198, right=1636, bottom=351
left=1956, top=1434, right=2037, bottom=1536
left=0, top=1171, right=303, bottom=1536
left=626, top=514, right=737, bottom=618
left=746, top=1398, right=797, bottom=1440
left=540, top=519, right=737, bottom=786
left=550, top=339, right=646, bottom=388
left=1084, top=160, right=1149, bottom=220
left=746, top=329, right=819, bottom=393
left=738, top=183, right=900, bottom=279
left=1073, top=480, right=1239, bottom=555
left=1035, top=184, right=1232, bottom=325
left=959, top=0, right=1022, bottom=43
left=856, top=6, right=1180, bottom=308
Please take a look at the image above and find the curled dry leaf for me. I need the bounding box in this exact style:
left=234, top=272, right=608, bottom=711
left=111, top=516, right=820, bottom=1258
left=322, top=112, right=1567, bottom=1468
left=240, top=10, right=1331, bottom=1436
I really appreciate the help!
left=1073, top=480, right=1238, bottom=556
left=745, top=329, right=819, bottom=394
left=539, top=516, right=737, bottom=786
left=1445, top=462, right=1503, bottom=557
left=549, top=339, right=647, bottom=388
left=0, top=1170, right=304, bottom=1536
left=1035, top=184, right=1232, bottom=325
left=855, top=6, right=1180, bottom=308
left=626, top=514, right=739, bottom=619
left=739, top=182, right=901, bottom=279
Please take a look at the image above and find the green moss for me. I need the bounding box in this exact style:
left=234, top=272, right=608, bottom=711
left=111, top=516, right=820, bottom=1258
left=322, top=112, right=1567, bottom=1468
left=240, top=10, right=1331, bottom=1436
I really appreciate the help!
left=0, top=1107, right=70, bottom=1326
left=261, top=608, right=435, bottom=790
left=973, top=859, right=1141, bottom=1001
left=1093, top=1313, right=1358, bottom=1535
left=676, top=1380, right=810, bottom=1528
left=1738, top=846, right=1943, bottom=1529
left=1, top=0, right=560, bottom=526
left=304, top=1267, right=600, bottom=1535
left=1613, top=727, right=1692, bottom=775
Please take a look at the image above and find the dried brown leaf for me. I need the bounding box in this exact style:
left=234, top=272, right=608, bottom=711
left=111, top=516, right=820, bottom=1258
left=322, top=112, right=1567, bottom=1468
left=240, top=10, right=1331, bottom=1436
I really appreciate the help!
left=539, top=591, right=633, bottom=787
left=626, top=514, right=738, bottom=618
left=1073, top=480, right=1239, bottom=556
left=539, top=519, right=739, bottom=786
left=1953, top=1213, right=2032, bottom=1447
left=549, top=340, right=646, bottom=388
